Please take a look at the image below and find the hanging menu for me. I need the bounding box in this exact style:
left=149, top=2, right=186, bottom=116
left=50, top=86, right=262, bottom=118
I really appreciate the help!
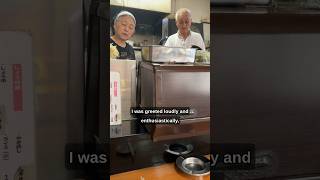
left=0, top=31, right=36, bottom=180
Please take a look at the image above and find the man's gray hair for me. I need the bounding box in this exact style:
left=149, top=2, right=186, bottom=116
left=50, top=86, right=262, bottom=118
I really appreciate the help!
left=114, top=11, right=136, bottom=25
left=175, top=8, right=192, bottom=21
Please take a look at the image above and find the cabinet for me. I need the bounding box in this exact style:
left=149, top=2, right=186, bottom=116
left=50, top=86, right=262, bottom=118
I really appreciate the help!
left=139, top=62, right=210, bottom=141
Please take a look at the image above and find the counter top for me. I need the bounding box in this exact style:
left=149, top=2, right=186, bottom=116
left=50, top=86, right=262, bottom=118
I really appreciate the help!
left=151, top=62, right=210, bottom=67
left=110, top=134, right=210, bottom=174
left=140, top=61, right=210, bottom=71
left=110, top=156, right=210, bottom=180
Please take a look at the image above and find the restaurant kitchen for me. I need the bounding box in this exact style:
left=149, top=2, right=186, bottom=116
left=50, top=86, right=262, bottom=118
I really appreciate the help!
left=108, top=0, right=211, bottom=179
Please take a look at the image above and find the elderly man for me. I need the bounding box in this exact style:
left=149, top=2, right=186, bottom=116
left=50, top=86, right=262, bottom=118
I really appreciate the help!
left=110, top=11, right=136, bottom=60
left=165, top=8, right=205, bottom=50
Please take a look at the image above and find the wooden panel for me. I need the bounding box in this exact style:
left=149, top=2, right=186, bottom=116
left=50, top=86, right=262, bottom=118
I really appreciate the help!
left=212, top=32, right=320, bottom=178
left=212, top=12, right=320, bottom=33
left=139, top=62, right=211, bottom=141
left=140, top=62, right=210, bottom=116
left=151, top=117, right=210, bottom=142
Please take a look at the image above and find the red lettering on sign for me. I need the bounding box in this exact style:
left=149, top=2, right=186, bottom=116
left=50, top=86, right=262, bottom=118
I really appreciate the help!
left=114, top=81, right=118, bottom=97
left=13, top=64, right=23, bottom=111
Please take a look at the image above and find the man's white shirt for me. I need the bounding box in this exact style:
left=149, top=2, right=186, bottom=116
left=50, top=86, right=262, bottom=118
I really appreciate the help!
left=164, top=31, right=206, bottom=50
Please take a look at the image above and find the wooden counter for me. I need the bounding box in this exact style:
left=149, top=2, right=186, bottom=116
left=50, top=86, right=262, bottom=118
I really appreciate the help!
left=110, top=158, right=210, bottom=180
left=110, top=135, right=210, bottom=174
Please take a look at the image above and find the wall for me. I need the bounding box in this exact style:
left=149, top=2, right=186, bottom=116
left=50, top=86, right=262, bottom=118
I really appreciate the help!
left=110, top=0, right=171, bottom=13
left=130, top=34, right=161, bottom=46
left=213, top=33, right=320, bottom=177
left=171, top=0, right=210, bottom=23
left=170, top=0, right=211, bottom=47
left=203, top=23, right=210, bottom=48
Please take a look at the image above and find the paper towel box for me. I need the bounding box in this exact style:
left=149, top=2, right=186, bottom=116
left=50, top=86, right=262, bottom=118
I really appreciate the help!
left=110, top=71, right=121, bottom=125
left=110, top=60, right=137, bottom=121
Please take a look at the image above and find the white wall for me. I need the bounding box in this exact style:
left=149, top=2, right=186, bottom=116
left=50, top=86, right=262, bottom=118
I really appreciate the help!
left=171, top=0, right=210, bottom=23
left=170, top=0, right=211, bottom=47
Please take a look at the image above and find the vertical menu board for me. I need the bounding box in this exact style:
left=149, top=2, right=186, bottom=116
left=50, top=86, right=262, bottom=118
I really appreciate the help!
left=0, top=31, right=36, bottom=180
left=110, top=71, right=122, bottom=125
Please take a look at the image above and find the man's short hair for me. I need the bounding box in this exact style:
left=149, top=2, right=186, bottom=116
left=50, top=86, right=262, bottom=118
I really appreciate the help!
left=114, top=11, right=136, bottom=25
left=175, top=8, right=192, bottom=21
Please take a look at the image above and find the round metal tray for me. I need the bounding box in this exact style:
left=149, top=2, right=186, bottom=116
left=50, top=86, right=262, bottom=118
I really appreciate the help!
left=176, top=155, right=210, bottom=176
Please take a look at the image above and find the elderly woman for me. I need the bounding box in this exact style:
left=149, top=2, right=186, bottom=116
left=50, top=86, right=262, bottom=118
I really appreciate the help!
left=165, top=8, right=205, bottom=50
left=110, top=11, right=136, bottom=60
